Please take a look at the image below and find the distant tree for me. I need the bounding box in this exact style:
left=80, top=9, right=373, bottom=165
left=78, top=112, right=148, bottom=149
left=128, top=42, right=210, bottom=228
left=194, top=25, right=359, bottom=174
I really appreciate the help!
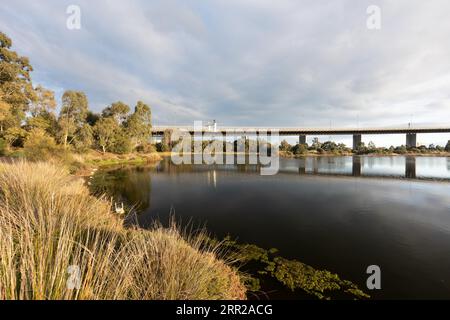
left=58, top=90, right=89, bottom=147
left=30, top=85, right=56, bottom=116
left=280, top=139, right=292, bottom=152
left=293, top=143, right=307, bottom=155
left=73, top=123, right=94, bottom=152
left=86, top=111, right=100, bottom=126
left=311, top=137, right=320, bottom=149
left=125, top=101, right=152, bottom=148
left=102, top=101, right=130, bottom=124
left=356, top=142, right=367, bottom=154
left=321, top=141, right=337, bottom=152
left=0, top=32, right=36, bottom=133
left=368, top=141, right=376, bottom=150
left=161, top=129, right=172, bottom=152
left=27, top=86, right=57, bottom=135
left=93, top=117, right=119, bottom=153
left=445, top=140, right=450, bottom=152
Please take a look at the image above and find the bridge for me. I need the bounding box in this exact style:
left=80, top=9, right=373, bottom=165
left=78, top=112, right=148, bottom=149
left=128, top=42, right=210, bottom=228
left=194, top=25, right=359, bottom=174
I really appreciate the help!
left=151, top=125, right=450, bottom=149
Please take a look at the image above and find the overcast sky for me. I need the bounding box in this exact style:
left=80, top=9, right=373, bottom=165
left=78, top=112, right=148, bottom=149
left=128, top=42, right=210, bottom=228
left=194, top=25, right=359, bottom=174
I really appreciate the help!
left=1, top=0, right=450, bottom=146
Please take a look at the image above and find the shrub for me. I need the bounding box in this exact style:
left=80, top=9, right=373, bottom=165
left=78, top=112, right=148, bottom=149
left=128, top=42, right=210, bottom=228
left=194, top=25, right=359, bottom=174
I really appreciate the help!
left=23, top=128, right=61, bottom=161
left=111, top=134, right=133, bottom=154
left=136, top=143, right=157, bottom=153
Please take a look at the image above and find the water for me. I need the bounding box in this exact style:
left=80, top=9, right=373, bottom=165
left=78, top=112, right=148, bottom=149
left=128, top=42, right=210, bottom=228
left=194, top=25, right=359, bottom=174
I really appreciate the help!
left=91, top=156, right=450, bottom=299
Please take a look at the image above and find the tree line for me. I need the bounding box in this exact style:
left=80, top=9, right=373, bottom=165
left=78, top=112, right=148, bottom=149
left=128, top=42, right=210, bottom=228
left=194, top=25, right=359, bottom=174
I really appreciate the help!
left=0, top=32, right=152, bottom=157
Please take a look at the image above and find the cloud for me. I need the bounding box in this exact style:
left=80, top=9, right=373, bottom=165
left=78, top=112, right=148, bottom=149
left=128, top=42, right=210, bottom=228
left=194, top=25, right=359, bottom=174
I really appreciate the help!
left=1, top=0, right=450, bottom=145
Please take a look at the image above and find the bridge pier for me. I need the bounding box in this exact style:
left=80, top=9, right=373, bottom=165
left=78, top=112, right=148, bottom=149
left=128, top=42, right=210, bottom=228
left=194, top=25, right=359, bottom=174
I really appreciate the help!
left=299, top=134, right=306, bottom=145
left=406, top=133, right=417, bottom=148
left=405, top=157, right=416, bottom=178
left=352, top=134, right=362, bottom=150
left=352, top=156, right=361, bottom=176
left=298, top=157, right=306, bottom=174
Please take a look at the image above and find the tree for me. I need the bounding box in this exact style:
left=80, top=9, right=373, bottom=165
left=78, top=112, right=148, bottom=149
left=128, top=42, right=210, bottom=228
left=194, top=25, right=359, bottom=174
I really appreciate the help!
left=3, top=126, right=27, bottom=147
left=58, top=90, right=88, bottom=147
left=93, top=117, right=119, bottom=153
left=73, top=123, right=94, bottom=152
left=0, top=32, right=36, bottom=132
left=27, top=86, right=57, bottom=135
left=30, top=85, right=56, bottom=116
left=102, top=101, right=130, bottom=124
left=311, top=137, right=320, bottom=149
left=161, top=129, right=172, bottom=152
left=321, top=141, right=337, bottom=151
left=445, top=140, right=450, bottom=152
left=280, top=139, right=292, bottom=152
left=86, top=111, right=100, bottom=126
left=125, top=101, right=152, bottom=148
left=368, top=141, right=376, bottom=150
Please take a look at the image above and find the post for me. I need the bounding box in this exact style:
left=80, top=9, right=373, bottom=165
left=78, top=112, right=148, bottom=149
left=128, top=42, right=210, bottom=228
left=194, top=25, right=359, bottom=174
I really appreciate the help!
left=406, top=133, right=417, bottom=148
left=299, top=134, right=306, bottom=145
left=353, top=134, right=362, bottom=150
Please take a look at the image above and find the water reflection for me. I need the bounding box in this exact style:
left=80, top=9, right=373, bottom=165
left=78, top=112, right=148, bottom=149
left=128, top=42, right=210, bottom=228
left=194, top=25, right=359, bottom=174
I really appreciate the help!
left=151, top=156, right=450, bottom=180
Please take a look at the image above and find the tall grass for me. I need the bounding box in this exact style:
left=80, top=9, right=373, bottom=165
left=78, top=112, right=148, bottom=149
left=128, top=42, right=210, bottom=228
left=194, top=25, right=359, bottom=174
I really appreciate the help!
left=0, top=161, right=246, bottom=300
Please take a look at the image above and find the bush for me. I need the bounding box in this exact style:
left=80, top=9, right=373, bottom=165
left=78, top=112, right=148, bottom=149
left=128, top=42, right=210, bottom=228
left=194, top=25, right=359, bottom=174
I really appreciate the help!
left=23, top=128, right=62, bottom=161
left=111, top=134, right=133, bottom=154
left=136, top=143, right=157, bottom=153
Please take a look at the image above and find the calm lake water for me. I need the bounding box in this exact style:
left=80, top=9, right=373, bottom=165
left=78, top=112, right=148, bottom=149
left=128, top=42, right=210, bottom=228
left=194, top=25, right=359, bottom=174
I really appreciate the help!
left=91, top=156, right=450, bottom=299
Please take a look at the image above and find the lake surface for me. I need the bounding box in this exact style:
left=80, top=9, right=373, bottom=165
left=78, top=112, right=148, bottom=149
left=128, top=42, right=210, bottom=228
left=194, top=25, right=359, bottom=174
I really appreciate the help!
left=91, top=156, right=450, bottom=299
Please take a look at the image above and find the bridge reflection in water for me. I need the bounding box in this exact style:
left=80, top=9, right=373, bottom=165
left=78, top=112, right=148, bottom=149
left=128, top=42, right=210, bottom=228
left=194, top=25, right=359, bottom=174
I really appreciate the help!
left=155, top=155, right=450, bottom=181
left=297, top=156, right=418, bottom=179
left=294, top=156, right=424, bottom=179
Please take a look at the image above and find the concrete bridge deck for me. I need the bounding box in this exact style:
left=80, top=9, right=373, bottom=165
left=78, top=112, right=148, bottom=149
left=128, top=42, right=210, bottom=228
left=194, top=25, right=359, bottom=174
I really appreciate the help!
left=151, top=125, right=450, bottom=149
left=151, top=125, right=450, bottom=135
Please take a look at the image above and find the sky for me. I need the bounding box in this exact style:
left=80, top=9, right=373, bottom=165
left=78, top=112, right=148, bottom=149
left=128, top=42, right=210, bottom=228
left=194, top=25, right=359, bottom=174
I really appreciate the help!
left=1, top=0, right=450, bottom=146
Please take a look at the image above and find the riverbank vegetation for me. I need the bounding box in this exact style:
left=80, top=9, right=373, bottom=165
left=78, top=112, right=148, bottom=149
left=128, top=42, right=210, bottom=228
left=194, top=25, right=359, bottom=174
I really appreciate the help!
left=279, top=138, right=450, bottom=157
left=0, top=161, right=246, bottom=299
left=0, top=32, right=159, bottom=170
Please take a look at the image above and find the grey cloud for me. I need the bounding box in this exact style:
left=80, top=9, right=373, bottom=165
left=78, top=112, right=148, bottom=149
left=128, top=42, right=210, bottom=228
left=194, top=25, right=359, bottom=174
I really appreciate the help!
left=0, top=0, right=450, bottom=136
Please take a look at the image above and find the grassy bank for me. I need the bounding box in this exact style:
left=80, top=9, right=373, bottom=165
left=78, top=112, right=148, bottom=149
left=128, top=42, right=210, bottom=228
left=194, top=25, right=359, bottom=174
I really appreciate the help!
left=0, top=161, right=245, bottom=300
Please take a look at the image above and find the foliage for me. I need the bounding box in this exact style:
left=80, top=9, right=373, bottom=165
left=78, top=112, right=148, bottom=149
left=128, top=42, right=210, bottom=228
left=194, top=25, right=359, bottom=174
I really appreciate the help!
left=73, top=123, right=94, bottom=152
left=102, top=101, right=130, bottom=124
left=58, top=90, right=89, bottom=147
left=0, top=32, right=35, bottom=133
left=111, top=132, right=133, bottom=154
left=3, top=126, right=27, bottom=147
left=280, top=139, right=292, bottom=152
left=125, top=101, right=152, bottom=148
left=93, top=117, right=119, bottom=153
left=23, top=128, right=61, bottom=161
